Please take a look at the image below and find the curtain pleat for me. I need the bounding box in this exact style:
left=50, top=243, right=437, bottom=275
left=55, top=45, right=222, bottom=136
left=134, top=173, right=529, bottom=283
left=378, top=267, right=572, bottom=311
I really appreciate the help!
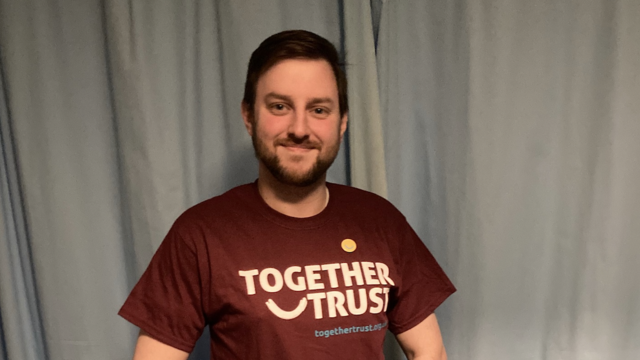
left=0, top=44, right=48, bottom=360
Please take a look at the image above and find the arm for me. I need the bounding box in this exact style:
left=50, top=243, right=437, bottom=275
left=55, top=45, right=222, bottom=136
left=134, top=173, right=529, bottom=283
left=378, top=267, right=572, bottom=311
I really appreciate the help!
left=132, top=330, right=189, bottom=360
left=395, top=313, right=447, bottom=360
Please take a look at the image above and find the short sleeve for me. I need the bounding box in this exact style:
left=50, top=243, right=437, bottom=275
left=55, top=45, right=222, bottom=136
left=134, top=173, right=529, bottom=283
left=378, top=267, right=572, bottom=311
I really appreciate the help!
left=386, top=219, right=456, bottom=334
left=118, top=222, right=206, bottom=353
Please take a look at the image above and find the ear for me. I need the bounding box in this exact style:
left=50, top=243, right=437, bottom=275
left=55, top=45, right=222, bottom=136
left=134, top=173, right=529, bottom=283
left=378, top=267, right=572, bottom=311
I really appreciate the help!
left=339, top=112, right=348, bottom=140
left=241, top=101, right=254, bottom=136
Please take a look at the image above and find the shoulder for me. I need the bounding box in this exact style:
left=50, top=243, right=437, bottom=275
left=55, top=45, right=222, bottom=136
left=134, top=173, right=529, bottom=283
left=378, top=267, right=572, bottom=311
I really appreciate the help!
left=328, top=183, right=390, bottom=205
left=328, top=183, right=406, bottom=222
left=169, top=183, right=257, bottom=234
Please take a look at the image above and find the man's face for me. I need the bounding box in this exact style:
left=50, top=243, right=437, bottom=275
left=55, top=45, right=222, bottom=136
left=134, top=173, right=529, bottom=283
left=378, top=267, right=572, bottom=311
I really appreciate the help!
left=242, top=59, right=348, bottom=187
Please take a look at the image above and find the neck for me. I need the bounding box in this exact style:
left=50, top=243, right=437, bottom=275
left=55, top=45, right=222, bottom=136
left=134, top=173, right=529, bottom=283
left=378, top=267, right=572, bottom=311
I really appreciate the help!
left=257, top=165, right=329, bottom=218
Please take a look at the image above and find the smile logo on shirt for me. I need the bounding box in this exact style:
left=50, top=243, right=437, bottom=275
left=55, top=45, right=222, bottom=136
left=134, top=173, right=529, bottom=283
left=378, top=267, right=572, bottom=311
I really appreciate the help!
left=266, top=298, right=308, bottom=319
left=341, top=239, right=357, bottom=253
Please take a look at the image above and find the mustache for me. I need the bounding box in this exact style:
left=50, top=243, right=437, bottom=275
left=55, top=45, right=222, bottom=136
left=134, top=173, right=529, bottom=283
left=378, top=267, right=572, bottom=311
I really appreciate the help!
left=275, top=138, right=321, bottom=150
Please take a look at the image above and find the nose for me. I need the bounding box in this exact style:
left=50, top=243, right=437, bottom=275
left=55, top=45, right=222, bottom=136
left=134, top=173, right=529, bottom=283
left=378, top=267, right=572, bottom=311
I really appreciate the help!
left=288, top=110, right=310, bottom=141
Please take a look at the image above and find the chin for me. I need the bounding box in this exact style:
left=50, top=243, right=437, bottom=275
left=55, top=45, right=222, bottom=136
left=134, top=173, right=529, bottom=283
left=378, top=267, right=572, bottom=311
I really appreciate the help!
left=281, top=169, right=317, bottom=183
left=272, top=164, right=325, bottom=187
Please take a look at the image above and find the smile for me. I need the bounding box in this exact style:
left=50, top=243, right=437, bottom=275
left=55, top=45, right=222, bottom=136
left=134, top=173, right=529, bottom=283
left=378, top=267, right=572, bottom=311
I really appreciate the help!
left=281, top=145, right=316, bottom=152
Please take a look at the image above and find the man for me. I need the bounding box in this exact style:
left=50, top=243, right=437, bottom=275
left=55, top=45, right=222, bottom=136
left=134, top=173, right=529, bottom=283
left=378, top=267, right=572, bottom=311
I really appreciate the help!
left=119, top=30, right=455, bottom=360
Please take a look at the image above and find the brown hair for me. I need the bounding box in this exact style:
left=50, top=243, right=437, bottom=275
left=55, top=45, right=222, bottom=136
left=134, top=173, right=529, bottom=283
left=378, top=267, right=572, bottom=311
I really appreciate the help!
left=242, top=30, right=348, bottom=118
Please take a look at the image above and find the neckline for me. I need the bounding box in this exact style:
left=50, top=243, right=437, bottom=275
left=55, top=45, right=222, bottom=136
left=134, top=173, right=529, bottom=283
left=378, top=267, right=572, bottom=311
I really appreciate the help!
left=250, top=180, right=336, bottom=230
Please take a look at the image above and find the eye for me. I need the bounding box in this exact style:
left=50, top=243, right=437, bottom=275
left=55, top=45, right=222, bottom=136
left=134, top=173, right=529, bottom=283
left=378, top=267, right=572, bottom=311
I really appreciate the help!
left=311, top=107, right=331, bottom=118
left=269, top=103, right=290, bottom=115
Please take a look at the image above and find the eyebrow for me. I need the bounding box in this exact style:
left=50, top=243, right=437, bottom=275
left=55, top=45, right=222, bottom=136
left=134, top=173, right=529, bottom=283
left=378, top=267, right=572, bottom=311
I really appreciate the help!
left=264, top=92, right=335, bottom=107
left=264, top=92, right=293, bottom=103
left=308, top=97, right=335, bottom=107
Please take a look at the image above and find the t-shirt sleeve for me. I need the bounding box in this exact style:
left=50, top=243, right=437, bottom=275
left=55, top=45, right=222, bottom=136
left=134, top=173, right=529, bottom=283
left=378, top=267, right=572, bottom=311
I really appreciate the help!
left=118, top=221, right=207, bottom=353
left=386, top=218, right=456, bottom=335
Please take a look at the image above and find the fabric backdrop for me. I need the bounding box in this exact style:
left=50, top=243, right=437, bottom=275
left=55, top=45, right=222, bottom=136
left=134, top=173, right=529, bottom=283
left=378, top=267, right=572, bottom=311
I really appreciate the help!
left=1, top=1, right=638, bottom=359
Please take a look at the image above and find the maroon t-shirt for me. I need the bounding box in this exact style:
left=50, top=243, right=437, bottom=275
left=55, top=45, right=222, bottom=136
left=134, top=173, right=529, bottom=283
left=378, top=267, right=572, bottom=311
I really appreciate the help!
left=119, top=182, right=455, bottom=359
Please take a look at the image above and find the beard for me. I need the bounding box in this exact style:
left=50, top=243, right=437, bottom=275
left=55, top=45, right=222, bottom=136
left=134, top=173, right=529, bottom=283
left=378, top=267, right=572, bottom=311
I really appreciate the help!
left=251, top=129, right=341, bottom=187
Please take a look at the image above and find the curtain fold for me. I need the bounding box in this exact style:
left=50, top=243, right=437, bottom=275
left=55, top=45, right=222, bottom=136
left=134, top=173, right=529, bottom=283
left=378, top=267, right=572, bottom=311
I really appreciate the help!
left=0, top=0, right=141, bottom=358
left=342, top=0, right=388, bottom=198
left=0, top=46, right=48, bottom=360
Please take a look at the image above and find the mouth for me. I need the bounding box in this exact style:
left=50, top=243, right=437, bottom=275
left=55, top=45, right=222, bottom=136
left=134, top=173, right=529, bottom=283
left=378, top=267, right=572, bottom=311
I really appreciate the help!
left=277, top=141, right=319, bottom=152
left=282, top=144, right=316, bottom=152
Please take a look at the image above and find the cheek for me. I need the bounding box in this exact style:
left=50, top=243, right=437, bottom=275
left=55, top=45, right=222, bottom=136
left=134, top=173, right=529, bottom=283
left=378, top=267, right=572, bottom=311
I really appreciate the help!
left=256, top=113, right=291, bottom=136
left=313, top=123, right=342, bottom=143
left=255, top=120, right=281, bottom=139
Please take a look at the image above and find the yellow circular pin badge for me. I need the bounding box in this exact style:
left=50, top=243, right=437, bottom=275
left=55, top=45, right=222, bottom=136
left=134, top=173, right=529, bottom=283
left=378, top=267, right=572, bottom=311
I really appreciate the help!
left=341, top=239, right=357, bottom=253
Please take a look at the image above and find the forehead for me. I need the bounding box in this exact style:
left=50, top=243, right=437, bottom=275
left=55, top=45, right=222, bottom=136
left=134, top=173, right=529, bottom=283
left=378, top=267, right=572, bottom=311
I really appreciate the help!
left=256, top=59, right=338, bottom=98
